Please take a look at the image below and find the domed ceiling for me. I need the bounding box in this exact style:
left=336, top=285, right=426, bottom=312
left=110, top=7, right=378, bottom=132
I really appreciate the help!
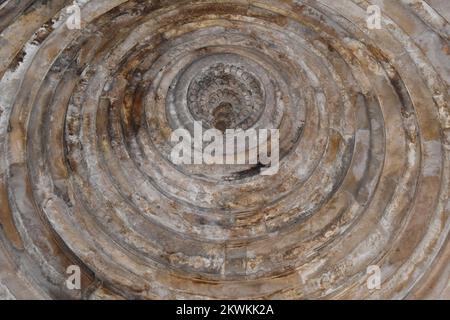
left=0, top=0, right=449, bottom=299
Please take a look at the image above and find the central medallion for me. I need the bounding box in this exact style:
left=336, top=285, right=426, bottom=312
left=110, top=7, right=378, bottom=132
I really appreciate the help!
left=187, top=61, right=265, bottom=131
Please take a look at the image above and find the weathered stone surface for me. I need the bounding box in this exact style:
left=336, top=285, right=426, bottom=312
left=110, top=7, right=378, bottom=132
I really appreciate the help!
left=0, top=0, right=449, bottom=299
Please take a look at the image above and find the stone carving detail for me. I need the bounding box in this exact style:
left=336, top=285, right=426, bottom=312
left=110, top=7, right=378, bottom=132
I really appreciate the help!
left=0, top=0, right=449, bottom=300
left=187, top=62, right=265, bottom=131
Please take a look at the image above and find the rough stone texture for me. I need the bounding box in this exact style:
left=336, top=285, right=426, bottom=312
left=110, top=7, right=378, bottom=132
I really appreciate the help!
left=0, top=0, right=449, bottom=300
